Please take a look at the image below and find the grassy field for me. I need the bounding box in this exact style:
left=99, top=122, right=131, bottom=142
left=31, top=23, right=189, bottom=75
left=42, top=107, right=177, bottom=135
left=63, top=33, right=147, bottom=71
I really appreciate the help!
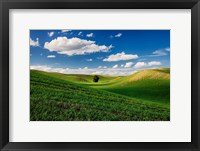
left=30, top=68, right=170, bottom=121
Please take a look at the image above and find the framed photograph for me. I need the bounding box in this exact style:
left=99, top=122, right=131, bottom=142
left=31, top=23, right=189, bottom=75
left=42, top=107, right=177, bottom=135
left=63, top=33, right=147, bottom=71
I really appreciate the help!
left=0, top=0, right=199, bottom=150
left=30, top=29, right=170, bottom=122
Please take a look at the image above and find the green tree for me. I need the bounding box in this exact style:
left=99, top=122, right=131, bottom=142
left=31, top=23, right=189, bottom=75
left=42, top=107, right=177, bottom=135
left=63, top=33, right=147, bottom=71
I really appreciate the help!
left=93, top=75, right=100, bottom=82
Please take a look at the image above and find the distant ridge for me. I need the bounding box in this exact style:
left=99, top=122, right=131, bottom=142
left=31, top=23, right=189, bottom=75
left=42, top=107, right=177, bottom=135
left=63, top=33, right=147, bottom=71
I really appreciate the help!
left=126, top=68, right=170, bottom=82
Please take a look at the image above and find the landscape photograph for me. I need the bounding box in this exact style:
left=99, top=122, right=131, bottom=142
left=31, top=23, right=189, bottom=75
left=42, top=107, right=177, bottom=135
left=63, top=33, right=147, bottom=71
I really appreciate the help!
left=30, top=30, right=170, bottom=121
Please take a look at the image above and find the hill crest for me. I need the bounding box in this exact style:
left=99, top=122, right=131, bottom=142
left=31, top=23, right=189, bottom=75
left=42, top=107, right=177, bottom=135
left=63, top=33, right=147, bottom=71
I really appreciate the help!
left=126, top=68, right=170, bottom=82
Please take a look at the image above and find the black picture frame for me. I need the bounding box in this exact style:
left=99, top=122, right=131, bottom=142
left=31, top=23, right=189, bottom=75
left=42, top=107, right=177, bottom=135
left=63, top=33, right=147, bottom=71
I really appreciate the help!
left=0, top=0, right=200, bottom=150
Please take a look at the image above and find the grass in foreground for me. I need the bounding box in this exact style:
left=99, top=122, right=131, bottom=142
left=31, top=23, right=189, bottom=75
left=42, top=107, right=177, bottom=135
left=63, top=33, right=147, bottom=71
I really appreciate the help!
left=30, top=70, right=170, bottom=121
left=35, top=68, right=170, bottom=105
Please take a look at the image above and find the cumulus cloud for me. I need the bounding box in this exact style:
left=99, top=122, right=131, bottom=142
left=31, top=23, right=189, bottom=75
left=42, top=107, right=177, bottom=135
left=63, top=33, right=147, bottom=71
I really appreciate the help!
left=97, top=57, right=103, bottom=60
left=115, top=33, right=122, bottom=37
left=148, top=61, right=162, bottom=66
left=152, top=50, right=167, bottom=56
left=112, top=64, right=118, bottom=68
left=61, top=30, right=71, bottom=33
left=103, top=52, right=138, bottom=62
left=135, top=61, right=162, bottom=68
left=78, top=32, right=83, bottom=36
left=110, top=35, right=114, bottom=38
left=31, top=65, right=52, bottom=72
left=124, top=62, right=134, bottom=68
left=144, top=48, right=170, bottom=58
left=86, top=58, right=93, bottom=61
left=30, top=65, right=141, bottom=76
left=134, top=62, right=147, bottom=68
left=150, top=48, right=170, bottom=57
left=165, top=48, right=170, bottom=51
left=30, top=38, right=39, bottom=47
left=47, top=55, right=56, bottom=58
left=92, top=71, right=104, bottom=75
left=138, top=58, right=146, bottom=61
left=86, top=33, right=94, bottom=37
left=48, top=32, right=54, bottom=37
left=44, top=37, right=113, bottom=56
left=98, top=66, right=107, bottom=69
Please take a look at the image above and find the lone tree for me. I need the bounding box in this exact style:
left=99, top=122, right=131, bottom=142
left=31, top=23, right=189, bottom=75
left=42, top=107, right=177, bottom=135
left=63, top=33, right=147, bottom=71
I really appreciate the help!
left=93, top=75, right=100, bottom=82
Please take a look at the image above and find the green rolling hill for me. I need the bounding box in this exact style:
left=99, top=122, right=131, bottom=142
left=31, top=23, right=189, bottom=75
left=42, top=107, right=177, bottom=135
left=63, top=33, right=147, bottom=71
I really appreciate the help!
left=30, top=68, right=170, bottom=121
left=90, top=68, right=170, bottom=104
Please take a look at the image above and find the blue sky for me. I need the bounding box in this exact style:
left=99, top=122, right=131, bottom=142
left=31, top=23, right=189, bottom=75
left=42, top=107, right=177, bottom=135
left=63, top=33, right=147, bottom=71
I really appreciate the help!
left=30, top=30, right=170, bottom=76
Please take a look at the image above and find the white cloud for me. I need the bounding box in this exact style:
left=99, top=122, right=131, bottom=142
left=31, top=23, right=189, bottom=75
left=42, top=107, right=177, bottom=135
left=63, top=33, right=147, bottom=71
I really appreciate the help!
left=165, top=48, right=170, bottom=51
left=135, top=61, right=161, bottom=68
left=112, top=64, right=118, bottom=68
left=152, top=50, right=167, bottom=56
left=30, top=65, right=135, bottom=76
left=92, top=71, right=104, bottom=75
left=44, top=37, right=113, bottom=56
left=86, top=58, right=93, bottom=61
left=124, top=62, right=134, bottom=68
left=110, top=33, right=122, bottom=38
left=98, top=66, right=107, bottom=69
left=152, top=48, right=170, bottom=56
left=61, top=30, right=71, bottom=33
left=78, top=32, right=83, bottom=36
left=148, top=61, right=162, bottom=66
left=134, top=62, right=147, bottom=68
left=115, top=33, right=122, bottom=37
left=143, top=48, right=170, bottom=58
left=47, top=55, right=56, bottom=58
left=138, top=58, right=146, bottom=61
left=86, top=33, right=94, bottom=37
left=31, top=65, right=51, bottom=72
left=30, top=38, right=39, bottom=47
left=48, top=32, right=54, bottom=37
left=30, top=64, right=161, bottom=76
left=97, top=57, right=103, bottom=60
left=103, top=52, right=138, bottom=62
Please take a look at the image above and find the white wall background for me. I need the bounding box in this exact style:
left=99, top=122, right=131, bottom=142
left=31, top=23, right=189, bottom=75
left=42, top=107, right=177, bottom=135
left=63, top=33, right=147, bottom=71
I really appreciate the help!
left=9, top=9, right=191, bottom=142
